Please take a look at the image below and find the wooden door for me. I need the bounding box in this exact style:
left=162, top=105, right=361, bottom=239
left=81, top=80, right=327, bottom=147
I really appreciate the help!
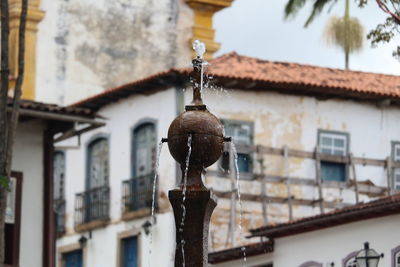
left=122, top=236, right=138, bottom=267
left=64, top=250, right=83, bottom=267
left=4, top=172, right=22, bottom=267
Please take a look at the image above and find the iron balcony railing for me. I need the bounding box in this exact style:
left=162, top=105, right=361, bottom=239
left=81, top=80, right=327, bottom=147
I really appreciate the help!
left=122, top=172, right=157, bottom=214
left=75, top=185, right=110, bottom=226
left=54, top=198, right=66, bottom=234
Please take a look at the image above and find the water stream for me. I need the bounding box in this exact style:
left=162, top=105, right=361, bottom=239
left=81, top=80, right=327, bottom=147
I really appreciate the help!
left=180, top=134, right=193, bottom=267
left=231, top=142, right=247, bottom=266
left=149, top=141, right=163, bottom=267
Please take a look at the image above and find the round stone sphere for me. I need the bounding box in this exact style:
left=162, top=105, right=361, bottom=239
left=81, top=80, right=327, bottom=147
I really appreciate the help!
left=167, top=107, right=224, bottom=168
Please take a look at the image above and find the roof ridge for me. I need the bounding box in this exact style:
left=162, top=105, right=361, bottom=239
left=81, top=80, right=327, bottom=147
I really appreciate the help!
left=218, top=52, right=400, bottom=78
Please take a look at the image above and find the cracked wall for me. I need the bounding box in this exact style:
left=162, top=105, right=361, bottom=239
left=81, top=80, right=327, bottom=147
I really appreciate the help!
left=37, top=0, right=193, bottom=104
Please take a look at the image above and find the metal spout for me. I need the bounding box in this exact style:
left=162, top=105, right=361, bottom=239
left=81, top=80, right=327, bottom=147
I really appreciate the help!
left=191, top=57, right=204, bottom=106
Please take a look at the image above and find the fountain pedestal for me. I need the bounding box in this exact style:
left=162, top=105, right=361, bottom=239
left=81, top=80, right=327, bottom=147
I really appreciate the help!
left=169, top=190, right=217, bottom=267
left=165, top=40, right=229, bottom=267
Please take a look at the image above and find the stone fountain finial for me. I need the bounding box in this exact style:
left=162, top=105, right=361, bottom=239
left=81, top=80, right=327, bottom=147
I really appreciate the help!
left=165, top=40, right=228, bottom=266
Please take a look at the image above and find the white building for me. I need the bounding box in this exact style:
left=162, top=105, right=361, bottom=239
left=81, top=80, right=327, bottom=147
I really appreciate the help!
left=55, top=53, right=400, bottom=266
left=5, top=98, right=102, bottom=267
left=209, top=193, right=400, bottom=267
left=9, top=0, right=236, bottom=105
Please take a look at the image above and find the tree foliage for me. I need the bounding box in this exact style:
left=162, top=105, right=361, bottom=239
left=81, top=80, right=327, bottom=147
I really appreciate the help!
left=324, top=0, right=364, bottom=69
left=285, top=0, right=400, bottom=60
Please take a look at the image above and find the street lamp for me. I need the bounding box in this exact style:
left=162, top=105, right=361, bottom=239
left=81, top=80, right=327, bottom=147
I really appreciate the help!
left=355, top=242, right=381, bottom=267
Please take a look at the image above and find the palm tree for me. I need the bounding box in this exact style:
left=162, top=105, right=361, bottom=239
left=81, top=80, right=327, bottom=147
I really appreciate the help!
left=285, top=0, right=364, bottom=70
left=324, top=0, right=364, bottom=69
left=284, top=0, right=336, bottom=27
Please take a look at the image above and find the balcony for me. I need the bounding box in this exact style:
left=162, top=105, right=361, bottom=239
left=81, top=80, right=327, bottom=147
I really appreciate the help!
left=54, top=198, right=66, bottom=236
left=74, top=185, right=110, bottom=232
left=122, top=173, right=157, bottom=220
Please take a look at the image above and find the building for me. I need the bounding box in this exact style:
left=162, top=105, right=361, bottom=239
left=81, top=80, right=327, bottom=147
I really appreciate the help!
left=8, top=0, right=236, bottom=105
left=55, top=52, right=400, bottom=266
left=209, top=193, right=400, bottom=267
left=5, top=98, right=103, bottom=267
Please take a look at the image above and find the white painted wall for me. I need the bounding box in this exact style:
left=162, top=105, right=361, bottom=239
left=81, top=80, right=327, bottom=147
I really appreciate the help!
left=57, top=88, right=178, bottom=266
left=58, top=84, right=400, bottom=264
left=212, top=214, right=400, bottom=267
left=12, top=120, right=45, bottom=267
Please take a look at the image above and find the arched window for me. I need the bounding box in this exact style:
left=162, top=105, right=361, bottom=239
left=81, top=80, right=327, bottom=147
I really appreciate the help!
left=87, top=137, right=109, bottom=189
left=299, top=261, right=322, bottom=267
left=76, top=137, right=110, bottom=224
left=342, top=251, right=358, bottom=267
left=122, top=122, right=156, bottom=212
left=132, top=122, right=156, bottom=177
left=345, top=259, right=357, bottom=267
left=53, top=151, right=66, bottom=233
left=54, top=151, right=65, bottom=200
left=392, top=245, right=400, bottom=267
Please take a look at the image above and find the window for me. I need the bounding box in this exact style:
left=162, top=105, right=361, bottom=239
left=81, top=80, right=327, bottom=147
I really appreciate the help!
left=221, top=120, right=254, bottom=174
left=132, top=122, right=156, bottom=177
left=392, top=246, right=400, bottom=267
left=75, top=137, right=110, bottom=226
left=392, top=142, right=400, bottom=191
left=318, top=131, right=348, bottom=182
left=299, top=261, right=322, bottom=267
left=396, top=251, right=400, bottom=267
left=345, top=259, right=357, bottom=267
left=342, top=251, right=358, bottom=267
left=121, top=236, right=138, bottom=267
left=53, top=151, right=66, bottom=234
left=121, top=122, right=157, bottom=213
left=87, top=137, right=109, bottom=189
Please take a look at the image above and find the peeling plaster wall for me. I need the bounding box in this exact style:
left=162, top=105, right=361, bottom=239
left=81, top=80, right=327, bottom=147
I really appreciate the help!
left=58, top=86, right=400, bottom=263
left=37, top=0, right=192, bottom=105
left=189, top=88, right=400, bottom=250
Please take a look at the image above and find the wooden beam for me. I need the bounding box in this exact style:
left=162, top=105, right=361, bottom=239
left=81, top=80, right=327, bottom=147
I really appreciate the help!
left=315, top=146, right=324, bottom=213
left=350, top=153, right=359, bottom=203
left=207, top=171, right=387, bottom=197
left=213, top=190, right=351, bottom=210
left=386, top=157, right=393, bottom=196
left=249, top=145, right=400, bottom=168
left=284, top=146, right=293, bottom=221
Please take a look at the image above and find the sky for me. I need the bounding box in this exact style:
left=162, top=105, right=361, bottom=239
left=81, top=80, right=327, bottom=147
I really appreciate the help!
left=214, top=0, right=400, bottom=75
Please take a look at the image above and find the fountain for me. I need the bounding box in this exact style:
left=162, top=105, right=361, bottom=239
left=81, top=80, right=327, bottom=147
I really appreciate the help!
left=163, top=40, right=230, bottom=266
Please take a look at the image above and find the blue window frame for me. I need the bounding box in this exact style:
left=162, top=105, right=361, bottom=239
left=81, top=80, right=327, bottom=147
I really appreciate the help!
left=318, top=131, right=348, bottom=182
left=221, top=119, right=254, bottom=175
left=121, top=236, right=138, bottom=267
left=64, top=250, right=83, bottom=267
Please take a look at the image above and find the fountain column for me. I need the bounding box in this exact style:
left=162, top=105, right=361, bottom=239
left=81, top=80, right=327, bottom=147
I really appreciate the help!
left=166, top=41, right=228, bottom=267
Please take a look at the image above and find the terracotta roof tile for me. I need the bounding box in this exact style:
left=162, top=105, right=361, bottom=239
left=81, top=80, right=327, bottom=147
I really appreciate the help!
left=249, top=193, right=400, bottom=239
left=9, top=98, right=96, bottom=118
left=208, top=241, right=274, bottom=264
left=207, top=52, right=400, bottom=98
left=72, top=53, right=400, bottom=111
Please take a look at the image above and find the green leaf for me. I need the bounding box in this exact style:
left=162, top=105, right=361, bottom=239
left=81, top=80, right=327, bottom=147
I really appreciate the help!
left=0, top=175, right=11, bottom=192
